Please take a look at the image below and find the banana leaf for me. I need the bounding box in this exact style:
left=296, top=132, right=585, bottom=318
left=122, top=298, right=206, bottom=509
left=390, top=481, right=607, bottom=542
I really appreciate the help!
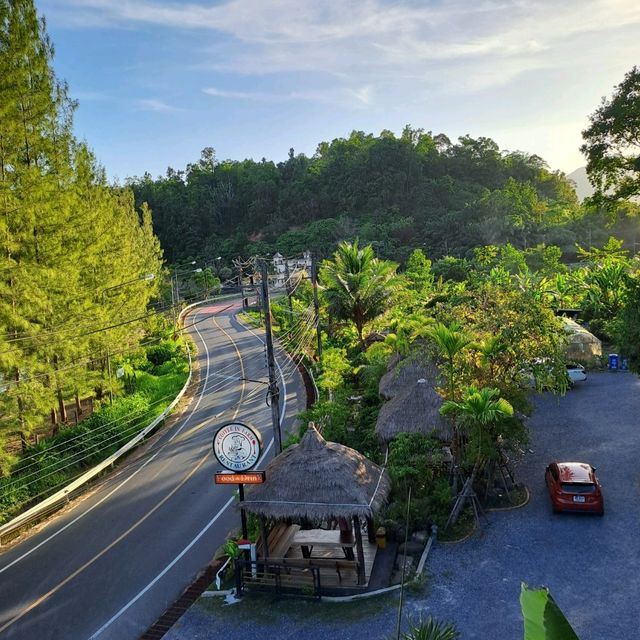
left=520, top=583, right=579, bottom=640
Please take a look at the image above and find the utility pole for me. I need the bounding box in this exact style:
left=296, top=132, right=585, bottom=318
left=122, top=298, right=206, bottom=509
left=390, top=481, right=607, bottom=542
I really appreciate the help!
left=311, top=253, right=323, bottom=363
left=237, top=258, right=246, bottom=309
left=283, top=259, right=294, bottom=326
left=260, top=259, right=282, bottom=454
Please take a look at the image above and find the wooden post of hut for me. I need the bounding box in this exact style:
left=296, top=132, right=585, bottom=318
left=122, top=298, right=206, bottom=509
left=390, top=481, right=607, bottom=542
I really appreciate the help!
left=352, top=515, right=366, bottom=585
left=259, top=515, right=269, bottom=558
left=366, top=516, right=376, bottom=544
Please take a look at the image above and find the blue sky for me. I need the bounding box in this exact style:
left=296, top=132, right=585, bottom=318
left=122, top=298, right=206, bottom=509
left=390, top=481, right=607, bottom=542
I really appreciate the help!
left=39, top=0, right=640, bottom=182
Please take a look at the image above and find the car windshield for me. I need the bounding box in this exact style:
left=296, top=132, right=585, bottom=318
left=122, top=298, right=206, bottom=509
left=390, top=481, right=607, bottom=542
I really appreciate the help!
left=561, top=483, right=596, bottom=493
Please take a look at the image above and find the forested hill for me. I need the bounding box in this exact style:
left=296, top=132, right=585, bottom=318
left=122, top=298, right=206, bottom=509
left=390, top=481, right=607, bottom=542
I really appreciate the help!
left=128, top=128, right=639, bottom=264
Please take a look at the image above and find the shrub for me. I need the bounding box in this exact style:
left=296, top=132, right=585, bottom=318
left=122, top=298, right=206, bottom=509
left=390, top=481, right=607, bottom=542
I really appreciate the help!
left=146, top=341, right=179, bottom=367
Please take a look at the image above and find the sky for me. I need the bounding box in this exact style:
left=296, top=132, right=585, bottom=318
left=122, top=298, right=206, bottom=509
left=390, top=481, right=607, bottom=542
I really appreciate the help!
left=38, top=0, right=640, bottom=182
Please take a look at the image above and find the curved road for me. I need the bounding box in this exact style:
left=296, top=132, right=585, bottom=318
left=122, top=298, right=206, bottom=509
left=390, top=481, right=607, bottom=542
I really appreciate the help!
left=0, top=301, right=304, bottom=640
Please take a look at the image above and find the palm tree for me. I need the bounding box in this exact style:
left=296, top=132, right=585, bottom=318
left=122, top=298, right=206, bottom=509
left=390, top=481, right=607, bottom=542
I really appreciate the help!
left=441, top=386, right=513, bottom=526
left=425, top=322, right=473, bottom=400
left=319, top=241, right=397, bottom=349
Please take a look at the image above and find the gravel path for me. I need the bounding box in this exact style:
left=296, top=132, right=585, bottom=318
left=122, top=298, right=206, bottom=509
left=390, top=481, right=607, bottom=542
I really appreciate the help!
left=165, top=372, right=640, bottom=640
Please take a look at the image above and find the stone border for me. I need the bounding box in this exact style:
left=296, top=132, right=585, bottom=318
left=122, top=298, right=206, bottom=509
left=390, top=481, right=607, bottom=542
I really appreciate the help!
left=485, top=485, right=530, bottom=512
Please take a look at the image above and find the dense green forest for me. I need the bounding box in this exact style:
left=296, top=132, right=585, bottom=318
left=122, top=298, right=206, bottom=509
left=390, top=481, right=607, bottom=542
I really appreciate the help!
left=129, top=131, right=640, bottom=266
left=0, top=0, right=167, bottom=474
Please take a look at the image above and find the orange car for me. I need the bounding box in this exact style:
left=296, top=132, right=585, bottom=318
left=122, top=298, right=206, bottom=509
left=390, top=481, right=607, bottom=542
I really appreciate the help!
left=544, top=462, right=604, bottom=515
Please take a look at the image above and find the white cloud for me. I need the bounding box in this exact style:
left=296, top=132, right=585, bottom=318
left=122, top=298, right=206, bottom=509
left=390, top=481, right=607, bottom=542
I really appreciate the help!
left=203, top=85, right=373, bottom=108
left=54, top=0, right=640, bottom=102
left=202, top=87, right=279, bottom=101
left=135, top=98, right=182, bottom=112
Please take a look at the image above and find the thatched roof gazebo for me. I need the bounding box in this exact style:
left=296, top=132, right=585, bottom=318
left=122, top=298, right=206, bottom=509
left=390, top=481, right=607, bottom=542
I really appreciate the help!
left=376, top=357, right=451, bottom=444
left=240, top=424, right=390, bottom=584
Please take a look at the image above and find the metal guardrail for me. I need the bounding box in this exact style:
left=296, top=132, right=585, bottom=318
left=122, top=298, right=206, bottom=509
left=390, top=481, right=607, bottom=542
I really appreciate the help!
left=0, top=298, right=217, bottom=544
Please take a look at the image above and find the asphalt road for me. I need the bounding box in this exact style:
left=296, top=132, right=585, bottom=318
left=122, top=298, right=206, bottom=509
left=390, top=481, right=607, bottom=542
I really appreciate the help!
left=165, top=371, right=640, bottom=640
left=0, top=301, right=304, bottom=640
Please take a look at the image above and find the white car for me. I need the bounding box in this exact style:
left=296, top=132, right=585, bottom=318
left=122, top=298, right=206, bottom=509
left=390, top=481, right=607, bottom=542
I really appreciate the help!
left=566, top=364, right=587, bottom=384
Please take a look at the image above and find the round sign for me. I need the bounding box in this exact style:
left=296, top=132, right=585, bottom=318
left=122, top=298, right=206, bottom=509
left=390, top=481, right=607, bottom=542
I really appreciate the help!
left=212, top=422, right=262, bottom=472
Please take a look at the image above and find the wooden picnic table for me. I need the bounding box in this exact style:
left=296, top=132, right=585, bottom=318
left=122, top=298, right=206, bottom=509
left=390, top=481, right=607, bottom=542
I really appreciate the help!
left=292, top=528, right=356, bottom=560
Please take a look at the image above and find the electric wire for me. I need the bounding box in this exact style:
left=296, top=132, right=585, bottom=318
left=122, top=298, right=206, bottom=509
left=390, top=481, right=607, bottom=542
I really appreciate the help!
left=4, top=323, right=269, bottom=488
left=4, top=361, right=266, bottom=492
left=0, top=302, right=237, bottom=391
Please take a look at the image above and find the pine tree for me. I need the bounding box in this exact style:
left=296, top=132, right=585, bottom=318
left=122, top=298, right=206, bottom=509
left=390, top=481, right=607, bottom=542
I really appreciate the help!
left=0, top=1, right=163, bottom=471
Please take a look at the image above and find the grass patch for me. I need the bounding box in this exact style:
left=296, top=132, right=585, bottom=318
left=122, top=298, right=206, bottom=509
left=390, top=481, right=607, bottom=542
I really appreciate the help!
left=438, top=508, right=476, bottom=543
left=199, top=590, right=395, bottom=626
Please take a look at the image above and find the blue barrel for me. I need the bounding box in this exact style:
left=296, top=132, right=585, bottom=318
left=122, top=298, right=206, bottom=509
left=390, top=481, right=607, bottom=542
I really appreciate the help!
left=620, top=357, right=629, bottom=371
left=608, top=353, right=618, bottom=370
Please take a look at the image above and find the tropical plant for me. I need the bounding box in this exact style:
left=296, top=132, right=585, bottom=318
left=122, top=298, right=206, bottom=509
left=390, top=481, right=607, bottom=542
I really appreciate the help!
left=441, top=386, right=513, bottom=525
left=400, top=616, right=460, bottom=640
left=319, top=241, right=397, bottom=349
left=520, top=583, right=580, bottom=639
left=425, top=323, right=474, bottom=401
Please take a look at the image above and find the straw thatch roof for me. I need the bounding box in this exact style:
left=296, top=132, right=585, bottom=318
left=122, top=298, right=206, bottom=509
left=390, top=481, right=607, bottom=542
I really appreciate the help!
left=239, top=425, right=390, bottom=521
left=562, top=318, right=602, bottom=361
left=376, top=356, right=451, bottom=443
left=379, top=356, right=438, bottom=400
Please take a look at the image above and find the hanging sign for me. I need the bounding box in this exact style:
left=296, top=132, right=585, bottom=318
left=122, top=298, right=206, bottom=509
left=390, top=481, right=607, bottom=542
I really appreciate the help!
left=212, top=422, right=262, bottom=472
left=214, top=471, right=266, bottom=485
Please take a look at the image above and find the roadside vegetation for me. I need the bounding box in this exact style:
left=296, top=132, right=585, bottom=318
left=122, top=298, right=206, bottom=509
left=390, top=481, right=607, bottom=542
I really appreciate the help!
left=0, top=339, right=189, bottom=525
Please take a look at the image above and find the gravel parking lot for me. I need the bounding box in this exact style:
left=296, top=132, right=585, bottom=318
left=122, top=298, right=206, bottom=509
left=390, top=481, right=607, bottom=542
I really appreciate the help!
left=166, top=371, right=640, bottom=640
left=411, top=370, right=640, bottom=639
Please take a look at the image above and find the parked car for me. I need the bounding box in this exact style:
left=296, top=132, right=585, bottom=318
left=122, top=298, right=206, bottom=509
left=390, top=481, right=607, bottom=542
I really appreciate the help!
left=545, top=462, right=604, bottom=515
left=566, top=363, right=587, bottom=384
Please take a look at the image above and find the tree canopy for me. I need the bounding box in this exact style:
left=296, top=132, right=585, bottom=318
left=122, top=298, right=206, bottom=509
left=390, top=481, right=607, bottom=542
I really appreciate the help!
left=582, top=66, right=640, bottom=209
left=129, top=130, right=606, bottom=265
left=0, top=0, right=163, bottom=469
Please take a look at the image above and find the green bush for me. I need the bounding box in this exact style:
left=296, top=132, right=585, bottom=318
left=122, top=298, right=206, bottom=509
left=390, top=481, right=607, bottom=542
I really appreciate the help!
left=146, top=341, right=180, bottom=367
left=0, top=356, right=188, bottom=525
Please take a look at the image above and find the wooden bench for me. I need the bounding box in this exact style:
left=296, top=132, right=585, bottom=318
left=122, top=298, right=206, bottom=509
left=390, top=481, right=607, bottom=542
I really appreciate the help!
left=264, top=556, right=359, bottom=583
left=255, top=523, right=301, bottom=559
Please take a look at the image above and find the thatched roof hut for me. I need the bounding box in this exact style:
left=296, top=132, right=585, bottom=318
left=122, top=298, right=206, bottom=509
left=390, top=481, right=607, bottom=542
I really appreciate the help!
left=376, top=357, right=451, bottom=443
left=240, top=425, right=390, bottom=521
left=379, top=356, right=439, bottom=399
left=562, top=318, right=602, bottom=362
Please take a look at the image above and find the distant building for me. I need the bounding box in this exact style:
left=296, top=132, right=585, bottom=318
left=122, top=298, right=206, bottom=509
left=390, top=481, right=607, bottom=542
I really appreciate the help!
left=272, top=251, right=311, bottom=288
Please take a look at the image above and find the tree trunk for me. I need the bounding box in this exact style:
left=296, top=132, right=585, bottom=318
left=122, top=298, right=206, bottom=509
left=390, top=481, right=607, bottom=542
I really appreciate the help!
left=75, top=393, right=82, bottom=419
left=57, top=387, right=67, bottom=423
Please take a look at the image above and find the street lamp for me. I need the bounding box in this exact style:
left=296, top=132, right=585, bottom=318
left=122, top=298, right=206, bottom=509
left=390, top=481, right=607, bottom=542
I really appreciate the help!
left=101, top=273, right=155, bottom=404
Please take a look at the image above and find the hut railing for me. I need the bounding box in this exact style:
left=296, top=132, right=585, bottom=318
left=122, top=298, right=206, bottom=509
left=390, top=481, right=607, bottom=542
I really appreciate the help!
left=235, top=558, right=322, bottom=599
